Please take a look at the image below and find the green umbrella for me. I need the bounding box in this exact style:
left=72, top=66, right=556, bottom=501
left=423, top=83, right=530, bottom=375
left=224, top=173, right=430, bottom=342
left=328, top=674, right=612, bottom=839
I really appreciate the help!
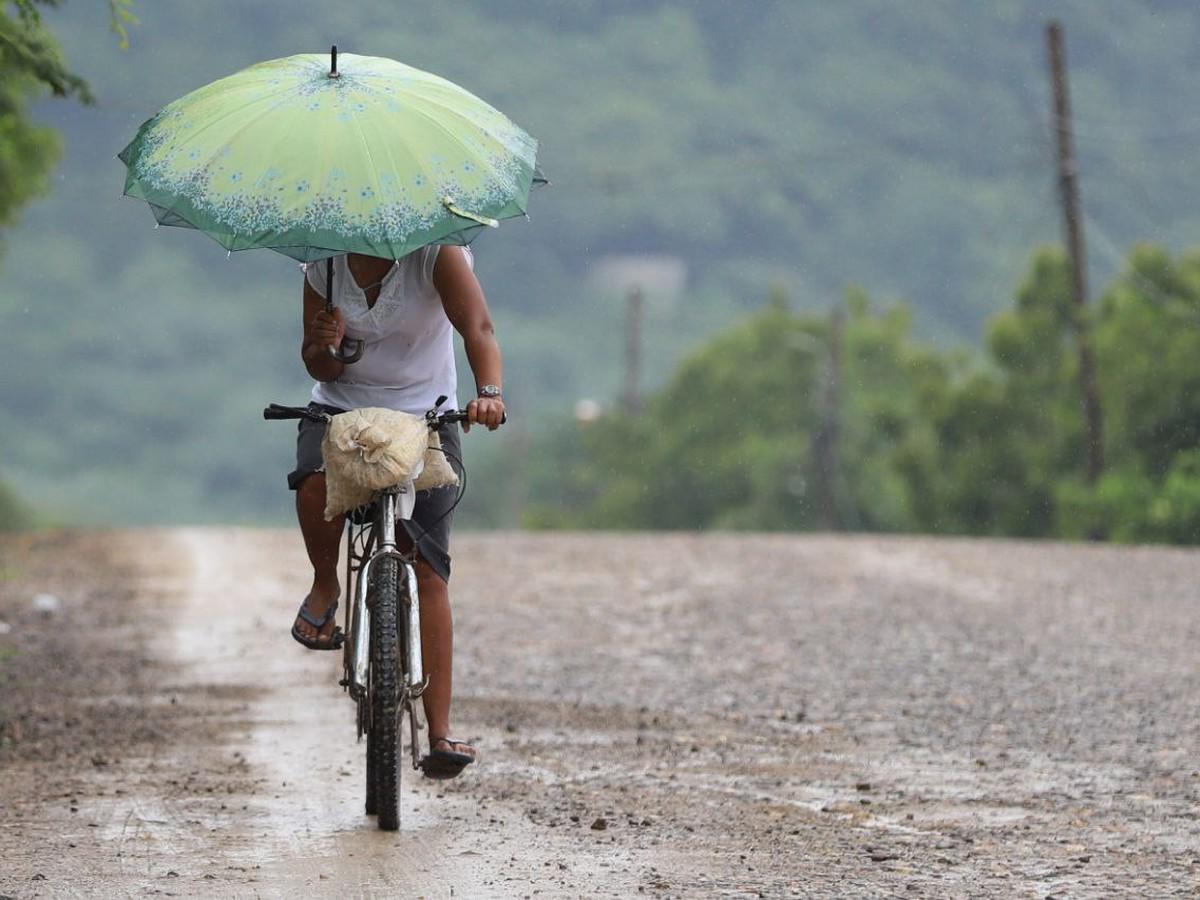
left=119, top=47, right=544, bottom=360
left=120, top=46, right=542, bottom=260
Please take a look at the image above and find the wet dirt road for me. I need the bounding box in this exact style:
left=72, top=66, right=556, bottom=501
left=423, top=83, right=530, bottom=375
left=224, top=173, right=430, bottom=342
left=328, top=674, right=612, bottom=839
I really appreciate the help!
left=2, top=529, right=1199, bottom=897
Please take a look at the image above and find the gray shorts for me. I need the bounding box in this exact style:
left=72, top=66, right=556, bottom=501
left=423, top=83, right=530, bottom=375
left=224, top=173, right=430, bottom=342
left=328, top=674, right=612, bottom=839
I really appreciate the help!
left=287, top=403, right=462, bottom=583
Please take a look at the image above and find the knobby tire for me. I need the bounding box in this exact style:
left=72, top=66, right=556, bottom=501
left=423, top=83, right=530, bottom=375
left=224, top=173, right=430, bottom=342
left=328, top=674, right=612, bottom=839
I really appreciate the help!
left=368, top=555, right=401, bottom=831
left=365, top=727, right=378, bottom=816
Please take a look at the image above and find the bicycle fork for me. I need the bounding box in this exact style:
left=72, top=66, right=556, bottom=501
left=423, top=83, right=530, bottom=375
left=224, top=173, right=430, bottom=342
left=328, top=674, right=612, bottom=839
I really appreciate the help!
left=348, top=488, right=428, bottom=701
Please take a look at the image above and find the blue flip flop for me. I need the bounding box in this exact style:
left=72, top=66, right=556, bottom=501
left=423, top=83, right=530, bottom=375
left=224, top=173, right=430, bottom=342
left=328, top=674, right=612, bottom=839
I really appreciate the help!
left=420, top=737, right=476, bottom=779
left=291, top=595, right=344, bottom=651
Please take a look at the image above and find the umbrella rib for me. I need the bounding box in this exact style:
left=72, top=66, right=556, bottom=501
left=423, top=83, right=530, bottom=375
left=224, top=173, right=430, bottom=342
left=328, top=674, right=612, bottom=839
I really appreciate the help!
left=126, top=75, right=297, bottom=183
left=353, top=75, right=530, bottom=188
left=347, top=100, right=386, bottom=257
left=159, top=70, right=291, bottom=143
left=126, top=78, right=315, bottom=235
left=402, top=99, right=528, bottom=208
left=408, top=89, right=537, bottom=157
left=340, top=78, right=523, bottom=223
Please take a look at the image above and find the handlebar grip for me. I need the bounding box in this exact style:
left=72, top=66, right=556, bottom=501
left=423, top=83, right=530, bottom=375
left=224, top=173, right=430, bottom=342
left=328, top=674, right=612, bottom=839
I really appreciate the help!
left=263, top=403, right=311, bottom=421
left=437, top=411, right=508, bottom=425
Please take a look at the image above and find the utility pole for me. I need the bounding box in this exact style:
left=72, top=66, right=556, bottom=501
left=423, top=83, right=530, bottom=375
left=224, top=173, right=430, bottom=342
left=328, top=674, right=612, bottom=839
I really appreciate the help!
left=813, top=305, right=844, bottom=530
left=621, top=285, right=643, bottom=414
left=1046, top=20, right=1105, bottom=488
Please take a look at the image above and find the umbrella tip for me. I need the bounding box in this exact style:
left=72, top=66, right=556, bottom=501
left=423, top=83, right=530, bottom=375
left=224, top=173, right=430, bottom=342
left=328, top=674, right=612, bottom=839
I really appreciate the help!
left=329, top=44, right=339, bottom=78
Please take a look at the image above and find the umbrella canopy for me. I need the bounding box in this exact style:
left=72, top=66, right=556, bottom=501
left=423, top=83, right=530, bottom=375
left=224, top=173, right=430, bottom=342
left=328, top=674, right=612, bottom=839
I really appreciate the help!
left=118, top=49, right=543, bottom=262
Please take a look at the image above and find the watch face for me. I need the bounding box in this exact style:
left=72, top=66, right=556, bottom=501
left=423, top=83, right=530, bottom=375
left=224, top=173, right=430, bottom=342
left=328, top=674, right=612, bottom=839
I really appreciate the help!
left=479, top=385, right=501, bottom=398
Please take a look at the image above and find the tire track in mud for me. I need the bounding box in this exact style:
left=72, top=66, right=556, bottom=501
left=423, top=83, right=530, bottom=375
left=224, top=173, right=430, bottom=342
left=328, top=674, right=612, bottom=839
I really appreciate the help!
left=133, top=527, right=631, bottom=898
left=1, top=529, right=646, bottom=898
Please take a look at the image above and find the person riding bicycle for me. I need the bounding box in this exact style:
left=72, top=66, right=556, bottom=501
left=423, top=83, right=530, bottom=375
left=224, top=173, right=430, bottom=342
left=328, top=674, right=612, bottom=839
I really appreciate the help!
left=288, top=244, right=504, bottom=778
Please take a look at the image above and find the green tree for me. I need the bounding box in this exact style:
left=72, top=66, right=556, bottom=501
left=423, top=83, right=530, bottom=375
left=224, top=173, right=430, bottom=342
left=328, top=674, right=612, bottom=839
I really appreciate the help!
left=526, top=290, right=956, bottom=533
left=927, top=247, right=1081, bottom=537
left=0, top=479, right=32, bottom=530
left=0, top=1, right=134, bottom=223
left=836, top=290, right=953, bottom=532
left=527, top=300, right=824, bottom=529
left=524, top=242, right=1200, bottom=544
left=0, top=0, right=134, bottom=526
left=1061, top=243, right=1200, bottom=542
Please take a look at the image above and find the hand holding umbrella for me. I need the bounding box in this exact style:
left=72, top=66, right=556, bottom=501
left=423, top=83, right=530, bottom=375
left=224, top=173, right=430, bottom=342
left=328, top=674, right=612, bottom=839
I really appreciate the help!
left=310, top=304, right=346, bottom=355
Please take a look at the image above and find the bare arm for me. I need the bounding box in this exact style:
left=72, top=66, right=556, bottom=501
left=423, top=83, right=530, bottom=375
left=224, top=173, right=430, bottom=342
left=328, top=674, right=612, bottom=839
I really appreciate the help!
left=301, top=277, right=346, bottom=382
left=433, top=246, right=505, bottom=431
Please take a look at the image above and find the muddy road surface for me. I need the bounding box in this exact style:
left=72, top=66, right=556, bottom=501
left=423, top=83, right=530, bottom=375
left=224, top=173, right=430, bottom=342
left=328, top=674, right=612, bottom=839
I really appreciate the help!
left=1, top=529, right=1198, bottom=898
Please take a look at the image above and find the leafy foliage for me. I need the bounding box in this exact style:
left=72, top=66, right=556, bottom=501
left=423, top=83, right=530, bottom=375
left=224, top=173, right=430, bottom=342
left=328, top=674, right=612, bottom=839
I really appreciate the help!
left=0, top=2, right=73, bottom=232
left=0, top=0, right=135, bottom=526
left=527, top=289, right=948, bottom=532
left=526, top=243, right=1200, bottom=545
left=1, top=1, right=93, bottom=102
left=0, top=477, right=32, bottom=530
left=0, top=0, right=137, bottom=224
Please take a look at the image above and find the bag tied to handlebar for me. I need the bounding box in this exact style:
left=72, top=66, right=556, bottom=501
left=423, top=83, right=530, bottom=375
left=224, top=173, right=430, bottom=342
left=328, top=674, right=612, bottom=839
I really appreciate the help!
left=321, top=408, right=459, bottom=520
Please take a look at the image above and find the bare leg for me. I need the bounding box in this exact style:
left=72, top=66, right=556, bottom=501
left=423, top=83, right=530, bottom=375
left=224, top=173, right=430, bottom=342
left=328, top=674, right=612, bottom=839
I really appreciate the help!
left=399, top=542, right=474, bottom=761
left=294, top=473, right=345, bottom=644
left=414, top=561, right=454, bottom=738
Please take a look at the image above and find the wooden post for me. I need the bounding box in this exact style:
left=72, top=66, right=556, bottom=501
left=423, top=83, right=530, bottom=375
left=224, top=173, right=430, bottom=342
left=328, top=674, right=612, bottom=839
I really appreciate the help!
left=1047, top=20, right=1105, bottom=488
left=814, top=306, right=844, bottom=530
left=621, top=285, right=643, bottom=415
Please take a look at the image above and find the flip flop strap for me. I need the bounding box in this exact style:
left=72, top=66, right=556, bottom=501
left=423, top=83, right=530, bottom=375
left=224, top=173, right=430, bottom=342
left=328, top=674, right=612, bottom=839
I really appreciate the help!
left=297, top=599, right=338, bottom=628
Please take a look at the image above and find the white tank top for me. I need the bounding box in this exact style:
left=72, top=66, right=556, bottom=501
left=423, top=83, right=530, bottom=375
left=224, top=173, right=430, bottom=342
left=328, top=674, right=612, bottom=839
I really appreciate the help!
left=304, top=245, right=464, bottom=416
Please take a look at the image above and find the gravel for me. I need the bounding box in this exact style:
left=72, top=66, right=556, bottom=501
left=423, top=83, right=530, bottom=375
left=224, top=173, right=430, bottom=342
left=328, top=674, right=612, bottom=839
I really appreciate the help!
left=1, top=529, right=1197, bottom=898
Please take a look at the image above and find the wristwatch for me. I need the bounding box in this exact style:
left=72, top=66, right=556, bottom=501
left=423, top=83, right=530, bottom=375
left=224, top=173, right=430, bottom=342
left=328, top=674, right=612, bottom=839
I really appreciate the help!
left=477, top=384, right=503, bottom=399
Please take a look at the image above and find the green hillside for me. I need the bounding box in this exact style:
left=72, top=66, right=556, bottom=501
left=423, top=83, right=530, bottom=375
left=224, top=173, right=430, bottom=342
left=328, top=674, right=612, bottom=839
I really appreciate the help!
left=3, top=1, right=1200, bottom=525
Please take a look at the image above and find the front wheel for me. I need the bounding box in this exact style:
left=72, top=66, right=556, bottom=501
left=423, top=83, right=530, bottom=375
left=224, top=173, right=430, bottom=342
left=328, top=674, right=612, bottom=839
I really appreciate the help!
left=367, top=555, right=401, bottom=831
left=365, top=714, right=378, bottom=816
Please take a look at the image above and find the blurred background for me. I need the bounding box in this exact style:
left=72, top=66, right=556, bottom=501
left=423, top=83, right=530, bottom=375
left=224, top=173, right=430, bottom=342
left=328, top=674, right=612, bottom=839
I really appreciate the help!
left=3, top=1, right=1200, bottom=542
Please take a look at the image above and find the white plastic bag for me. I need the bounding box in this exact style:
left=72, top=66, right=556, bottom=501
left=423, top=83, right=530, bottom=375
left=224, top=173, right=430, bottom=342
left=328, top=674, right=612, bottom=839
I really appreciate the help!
left=320, top=408, right=457, bottom=520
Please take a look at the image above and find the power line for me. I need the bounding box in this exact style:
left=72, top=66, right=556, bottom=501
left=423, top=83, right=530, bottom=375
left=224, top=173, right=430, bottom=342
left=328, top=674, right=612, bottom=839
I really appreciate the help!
left=1082, top=210, right=1193, bottom=312
left=1054, top=112, right=1200, bottom=144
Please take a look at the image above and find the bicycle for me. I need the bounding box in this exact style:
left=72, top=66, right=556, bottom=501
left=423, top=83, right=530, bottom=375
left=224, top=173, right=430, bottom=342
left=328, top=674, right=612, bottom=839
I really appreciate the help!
left=263, top=396, right=474, bottom=831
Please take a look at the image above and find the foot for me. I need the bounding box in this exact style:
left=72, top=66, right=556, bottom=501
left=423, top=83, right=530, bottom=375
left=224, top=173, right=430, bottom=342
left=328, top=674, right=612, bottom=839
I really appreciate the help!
left=292, top=582, right=341, bottom=649
left=420, top=736, right=476, bottom=779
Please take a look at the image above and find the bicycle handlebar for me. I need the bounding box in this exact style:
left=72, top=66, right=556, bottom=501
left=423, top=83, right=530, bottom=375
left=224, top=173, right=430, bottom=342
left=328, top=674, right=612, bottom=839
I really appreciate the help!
left=263, top=403, right=321, bottom=422
left=431, top=410, right=507, bottom=425
left=262, top=402, right=506, bottom=427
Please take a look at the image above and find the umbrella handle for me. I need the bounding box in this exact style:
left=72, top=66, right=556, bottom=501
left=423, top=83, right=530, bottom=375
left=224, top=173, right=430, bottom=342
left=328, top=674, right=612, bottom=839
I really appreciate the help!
left=327, top=337, right=364, bottom=364
left=322, top=256, right=362, bottom=363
